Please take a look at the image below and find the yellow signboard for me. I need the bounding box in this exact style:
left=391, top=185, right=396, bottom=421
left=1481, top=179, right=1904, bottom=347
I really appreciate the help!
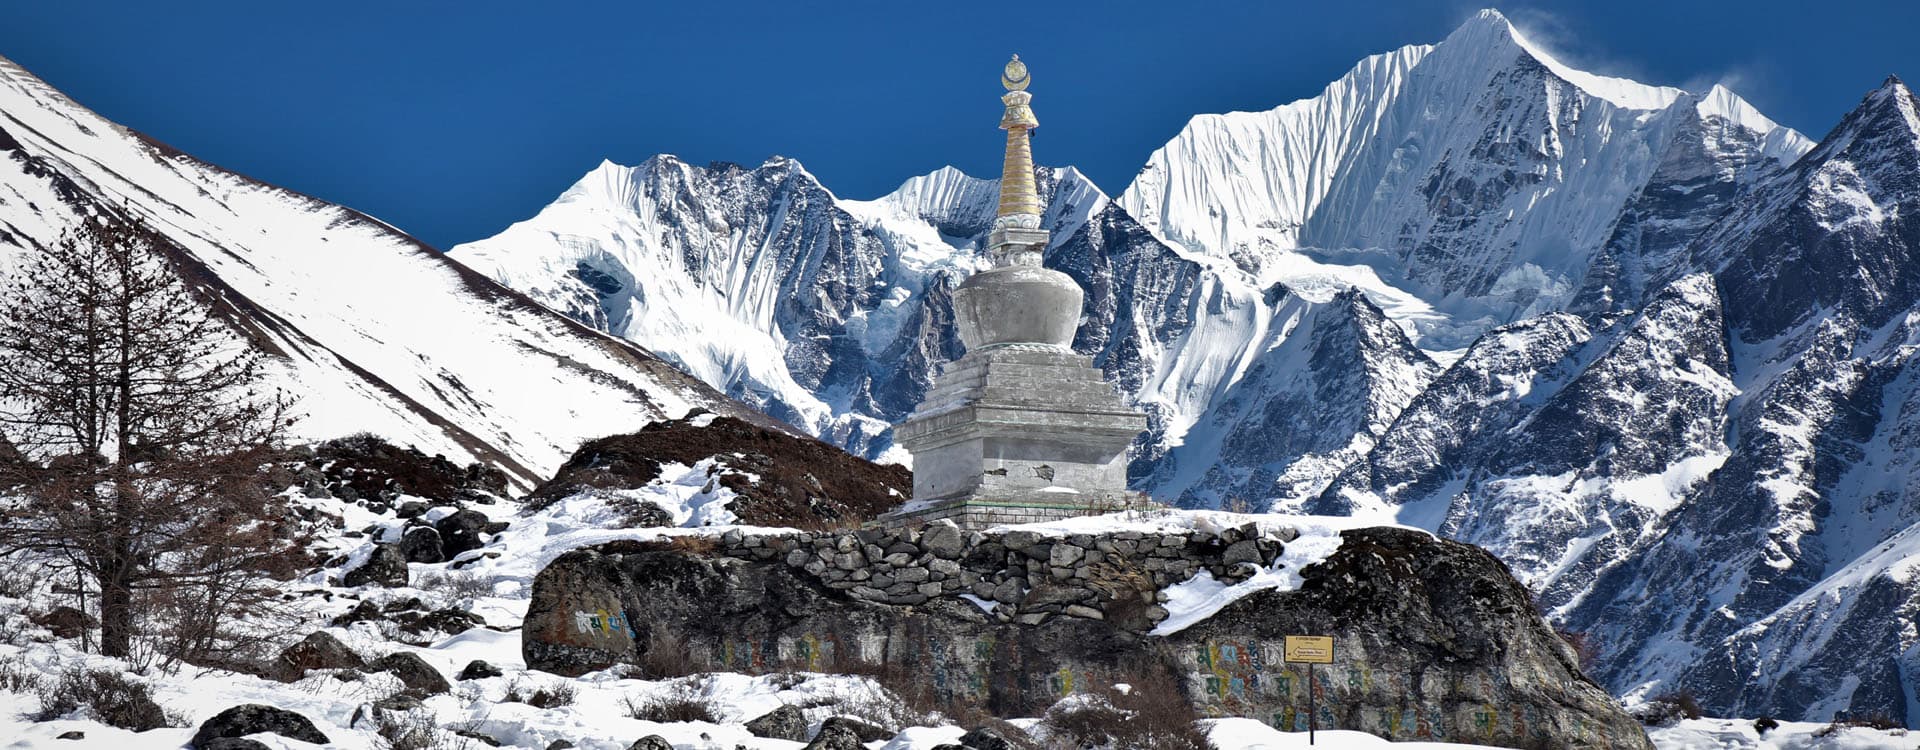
left=1284, top=635, right=1334, bottom=664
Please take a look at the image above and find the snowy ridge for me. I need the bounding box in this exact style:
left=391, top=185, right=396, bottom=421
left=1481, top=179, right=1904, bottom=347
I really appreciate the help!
left=0, top=54, right=767, bottom=489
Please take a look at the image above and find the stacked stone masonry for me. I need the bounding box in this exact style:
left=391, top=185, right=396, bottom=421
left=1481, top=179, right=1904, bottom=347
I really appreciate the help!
left=712, top=518, right=1290, bottom=630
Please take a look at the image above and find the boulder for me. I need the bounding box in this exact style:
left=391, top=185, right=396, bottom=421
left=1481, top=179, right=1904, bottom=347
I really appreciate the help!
left=373, top=652, right=451, bottom=695
left=272, top=631, right=364, bottom=681
left=626, top=738, right=672, bottom=750
left=54, top=731, right=84, bottom=741
left=201, top=741, right=267, bottom=750
left=957, top=726, right=1025, bottom=750
left=801, top=722, right=863, bottom=750
left=436, top=509, right=493, bottom=558
left=743, top=704, right=807, bottom=742
left=457, top=659, right=504, bottom=680
left=189, top=705, right=329, bottom=749
left=523, top=527, right=1652, bottom=750
left=819, top=717, right=889, bottom=742
left=398, top=526, right=446, bottom=564
left=342, top=544, right=409, bottom=588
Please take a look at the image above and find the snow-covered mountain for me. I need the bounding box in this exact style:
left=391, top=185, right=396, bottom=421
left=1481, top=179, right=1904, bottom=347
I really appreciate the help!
left=1118, top=9, right=1812, bottom=350
left=0, top=54, right=772, bottom=490
left=1310, top=75, right=1920, bottom=725
left=449, top=8, right=1810, bottom=508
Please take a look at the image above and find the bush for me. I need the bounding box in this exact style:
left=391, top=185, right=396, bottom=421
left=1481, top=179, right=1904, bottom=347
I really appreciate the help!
left=624, top=676, right=719, bottom=723
left=416, top=571, right=496, bottom=605
left=501, top=678, right=576, bottom=709
left=1632, top=690, right=1704, bottom=727
left=634, top=630, right=699, bottom=679
left=374, top=707, right=466, bottom=750
left=0, top=655, right=45, bottom=694
left=1039, top=669, right=1213, bottom=750
left=35, top=668, right=173, bottom=731
left=1816, top=712, right=1905, bottom=736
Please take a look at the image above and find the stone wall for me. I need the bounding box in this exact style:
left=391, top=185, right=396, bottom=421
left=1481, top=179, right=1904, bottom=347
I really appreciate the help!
left=522, top=523, right=1652, bottom=750
left=711, top=519, right=1288, bottom=631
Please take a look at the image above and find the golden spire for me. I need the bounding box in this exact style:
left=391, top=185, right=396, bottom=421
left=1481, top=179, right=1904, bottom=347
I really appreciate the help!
left=996, top=54, right=1043, bottom=224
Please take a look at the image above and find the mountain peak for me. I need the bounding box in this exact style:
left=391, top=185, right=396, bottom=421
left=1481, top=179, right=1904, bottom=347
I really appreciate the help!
left=1439, top=8, right=1683, bottom=111
left=1824, top=75, right=1920, bottom=146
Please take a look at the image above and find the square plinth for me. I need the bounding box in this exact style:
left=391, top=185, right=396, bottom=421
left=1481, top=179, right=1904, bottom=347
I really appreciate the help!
left=888, top=345, right=1148, bottom=528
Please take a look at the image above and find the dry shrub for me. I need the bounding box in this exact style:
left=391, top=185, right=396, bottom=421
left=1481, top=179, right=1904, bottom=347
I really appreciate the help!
left=501, top=678, right=576, bottom=708
left=1040, top=668, right=1213, bottom=750
left=34, top=667, right=175, bottom=731
left=374, top=707, right=470, bottom=750
left=624, top=676, right=719, bottom=723
left=416, top=570, right=496, bottom=606
left=634, top=629, right=699, bottom=679
left=1816, top=712, right=1906, bottom=736
left=0, top=654, right=45, bottom=694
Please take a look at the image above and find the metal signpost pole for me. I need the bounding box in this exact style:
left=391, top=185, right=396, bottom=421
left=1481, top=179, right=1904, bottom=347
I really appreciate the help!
left=1309, top=661, right=1317, bottom=745
left=1285, top=634, right=1334, bottom=746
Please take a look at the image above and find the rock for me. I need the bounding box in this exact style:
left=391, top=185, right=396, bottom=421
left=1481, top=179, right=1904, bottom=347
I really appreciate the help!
left=273, top=631, right=364, bottom=681
left=957, top=726, right=1024, bottom=750
left=31, top=606, right=95, bottom=639
left=55, top=731, right=84, bottom=741
left=398, top=526, right=446, bottom=563
left=190, top=705, right=330, bottom=749
left=545, top=741, right=574, bottom=750
left=1220, top=539, right=1263, bottom=566
left=743, top=704, right=807, bottom=742
left=1000, top=530, right=1043, bottom=552
left=436, top=509, right=493, bottom=558
left=457, top=659, right=503, bottom=680
left=201, top=740, right=268, bottom=750
left=820, top=717, right=889, bottom=743
left=342, top=544, right=409, bottom=587
left=372, top=652, right=451, bottom=695
left=800, top=722, right=862, bottom=750
left=524, top=527, right=1653, bottom=749
left=1021, top=584, right=1091, bottom=609
left=395, top=500, right=429, bottom=519
left=627, top=737, right=672, bottom=750
left=921, top=520, right=966, bottom=559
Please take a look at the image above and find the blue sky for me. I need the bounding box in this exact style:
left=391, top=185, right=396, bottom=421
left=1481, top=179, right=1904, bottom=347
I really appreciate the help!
left=5, top=1, right=1917, bottom=249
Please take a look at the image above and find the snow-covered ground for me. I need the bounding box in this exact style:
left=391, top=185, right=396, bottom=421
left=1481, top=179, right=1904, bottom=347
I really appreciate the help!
left=2, top=477, right=1910, bottom=750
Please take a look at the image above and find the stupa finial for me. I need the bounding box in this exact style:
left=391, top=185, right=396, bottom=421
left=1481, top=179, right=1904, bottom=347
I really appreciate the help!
left=995, top=54, right=1043, bottom=236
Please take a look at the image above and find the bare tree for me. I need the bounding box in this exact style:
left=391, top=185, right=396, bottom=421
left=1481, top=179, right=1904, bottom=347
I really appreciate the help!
left=0, top=215, right=303, bottom=664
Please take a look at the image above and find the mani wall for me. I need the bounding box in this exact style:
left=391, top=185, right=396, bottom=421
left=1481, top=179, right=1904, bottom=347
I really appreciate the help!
left=521, top=520, right=1652, bottom=750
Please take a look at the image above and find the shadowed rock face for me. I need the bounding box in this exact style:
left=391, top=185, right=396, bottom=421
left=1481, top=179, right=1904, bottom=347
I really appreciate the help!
left=526, top=413, right=911, bottom=529
left=522, top=526, right=1648, bottom=750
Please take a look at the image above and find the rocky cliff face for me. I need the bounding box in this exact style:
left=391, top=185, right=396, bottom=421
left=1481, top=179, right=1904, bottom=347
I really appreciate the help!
left=523, top=522, right=1650, bottom=749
